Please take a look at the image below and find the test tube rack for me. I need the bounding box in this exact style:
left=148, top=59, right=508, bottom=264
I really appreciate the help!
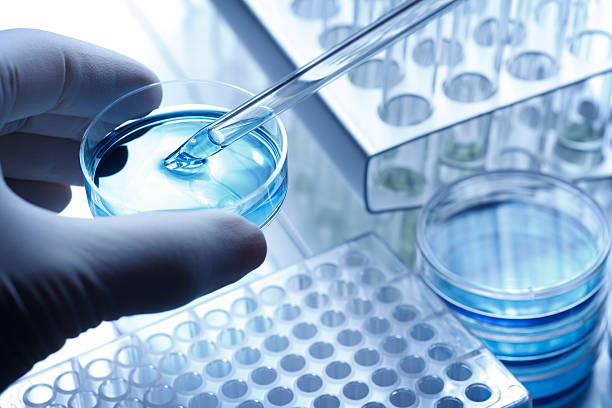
left=0, top=234, right=531, bottom=408
left=213, top=0, right=612, bottom=212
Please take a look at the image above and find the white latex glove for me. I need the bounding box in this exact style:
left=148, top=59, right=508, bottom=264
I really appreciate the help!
left=0, top=29, right=267, bottom=391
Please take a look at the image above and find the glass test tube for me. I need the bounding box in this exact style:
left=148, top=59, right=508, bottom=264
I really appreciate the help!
left=371, top=137, right=429, bottom=200
left=489, top=94, right=553, bottom=171
left=505, top=0, right=572, bottom=81
left=378, top=16, right=437, bottom=126
left=437, top=114, right=492, bottom=184
left=444, top=0, right=509, bottom=103
left=552, top=29, right=612, bottom=174
left=347, top=0, right=394, bottom=89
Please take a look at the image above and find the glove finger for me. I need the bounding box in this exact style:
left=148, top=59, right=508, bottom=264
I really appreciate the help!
left=0, top=114, right=118, bottom=141
left=4, top=178, right=72, bottom=212
left=0, top=132, right=83, bottom=185
left=0, top=28, right=160, bottom=126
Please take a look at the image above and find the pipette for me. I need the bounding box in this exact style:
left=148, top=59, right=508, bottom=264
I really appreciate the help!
left=163, top=0, right=460, bottom=172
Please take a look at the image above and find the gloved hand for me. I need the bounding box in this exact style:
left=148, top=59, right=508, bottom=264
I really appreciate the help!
left=0, top=29, right=267, bottom=391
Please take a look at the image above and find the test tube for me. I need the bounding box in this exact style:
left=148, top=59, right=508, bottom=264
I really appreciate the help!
left=444, top=0, right=509, bottom=103
left=489, top=94, right=552, bottom=171
left=377, top=20, right=436, bottom=126
left=552, top=73, right=612, bottom=174
left=505, top=0, right=574, bottom=81
left=346, top=0, right=393, bottom=89
left=437, top=114, right=491, bottom=184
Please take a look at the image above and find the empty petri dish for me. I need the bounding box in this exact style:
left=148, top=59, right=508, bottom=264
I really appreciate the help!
left=417, top=376, right=445, bottom=396
left=250, top=366, right=278, bottom=387
left=158, top=352, right=188, bottom=374
left=54, top=371, right=81, bottom=394
left=389, top=388, right=417, bottom=407
left=376, top=286, right=402, bottom=303
left=320, top=310, right=346, bottom=328
left=296, top=374, right=323, bottom=393
left=204, top=309, right=231, bottom=329
left=279, top=354, right=306, bottom=373
left=23, top=384, right=55, bottom=408
left=308, top=341, right=335, bottom=359
left=189, top=340, right=217, bottom=361
left=304, top=292, right=330, bottom=309
left=417, top=171, right=610, bottom=318
left=274, top=304, right=301, bottom=321
left=205, top=359, right=232, bottom=380
left=81, top=80, right=287, bottom=228
left=314, top=263, right=340, bottom=279
left=465, top=384, right=492, bottom=402
left=174, top=321, right=201, bottom=342
left=144, top=385, right=176, bottom=408
left=330, top=280, right=358, bottom=299
left=446, top=362, right=472, bottom=381
left=291, top=322, right=318, bottom=340
left=337, top=329, right=363, bottom=347
left=343, top=381, right=370, bottom=401
left=129, top=365, right=160, bottom=388
left=218, top=328, right=246, bottom=348
left=234, top=347, right=261, bottom=366
left=399, top=356, right=426, bottom=376
left=220, top=380, right=248, bottom=400
left=264, top=334, right=290, bottom=353
left=173, top=372, right=204, bottom=394
left=146, top=334, right=173, bottom=355
left=286, top=274, right=313, bottom=291
left=436, top=397, right=463, bottom=408
left=98, top=378, right=130, bottom=401
left=266, top=387, right=294, bottom=406
left=188, top=393, right=219, bottom=408
left=231, top=297, right=258, bottom=317
left=359, top=267, right=386, bottom=286
left=372, top=368, right=399, bottom=388
left=114, top=346, right=144, bottom=369
left=313, top=395, right=341, bottom=408
left=85, top=359, right=114, bottom=381
left=364, top=316, right=391, bottom=335
left=260, top=286, right=286, bottom=304
left=428, top=344, right=453, bottom=361
left=246, top=316, right=274, bottom=334
left=67, top=392, right=98, bottom=408
left=382, top=335, right=408, bottom=354
left=410, top=323, right=436, bottom=341
left=325, top=361, right=352, bottom=380
left=354, top=348, right=381, bottom=367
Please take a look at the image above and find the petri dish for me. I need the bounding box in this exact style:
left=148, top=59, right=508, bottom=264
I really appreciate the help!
left=81, top=80, right=288, bottom=228
left=417, top=171, right=610, bottom=319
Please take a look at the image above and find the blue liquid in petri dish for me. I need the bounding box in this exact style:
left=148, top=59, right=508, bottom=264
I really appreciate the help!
left=86, top=109, right=287, bottom=227
left=427, top=200, right=605, bottom=317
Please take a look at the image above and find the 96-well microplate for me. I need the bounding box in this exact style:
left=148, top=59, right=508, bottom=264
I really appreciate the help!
left=0, top=234, right=531, bottom=408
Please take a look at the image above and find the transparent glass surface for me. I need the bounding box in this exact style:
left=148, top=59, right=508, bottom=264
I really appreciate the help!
left=81, top=80, right=288, bottom=227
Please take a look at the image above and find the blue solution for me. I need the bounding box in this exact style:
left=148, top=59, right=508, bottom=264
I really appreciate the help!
left=86, top=109, right=287, bottom=227
left=425, top=200, right=606, bottom=318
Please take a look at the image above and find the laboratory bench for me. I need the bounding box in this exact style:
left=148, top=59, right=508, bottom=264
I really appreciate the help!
left=1, top=1, right=612, bottom=407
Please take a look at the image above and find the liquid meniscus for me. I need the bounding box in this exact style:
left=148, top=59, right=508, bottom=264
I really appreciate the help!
left=86, top=109, right=287, bottom=227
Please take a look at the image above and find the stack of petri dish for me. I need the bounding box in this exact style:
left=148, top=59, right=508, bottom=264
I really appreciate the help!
left=416, top=170, right=610, bottom=402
